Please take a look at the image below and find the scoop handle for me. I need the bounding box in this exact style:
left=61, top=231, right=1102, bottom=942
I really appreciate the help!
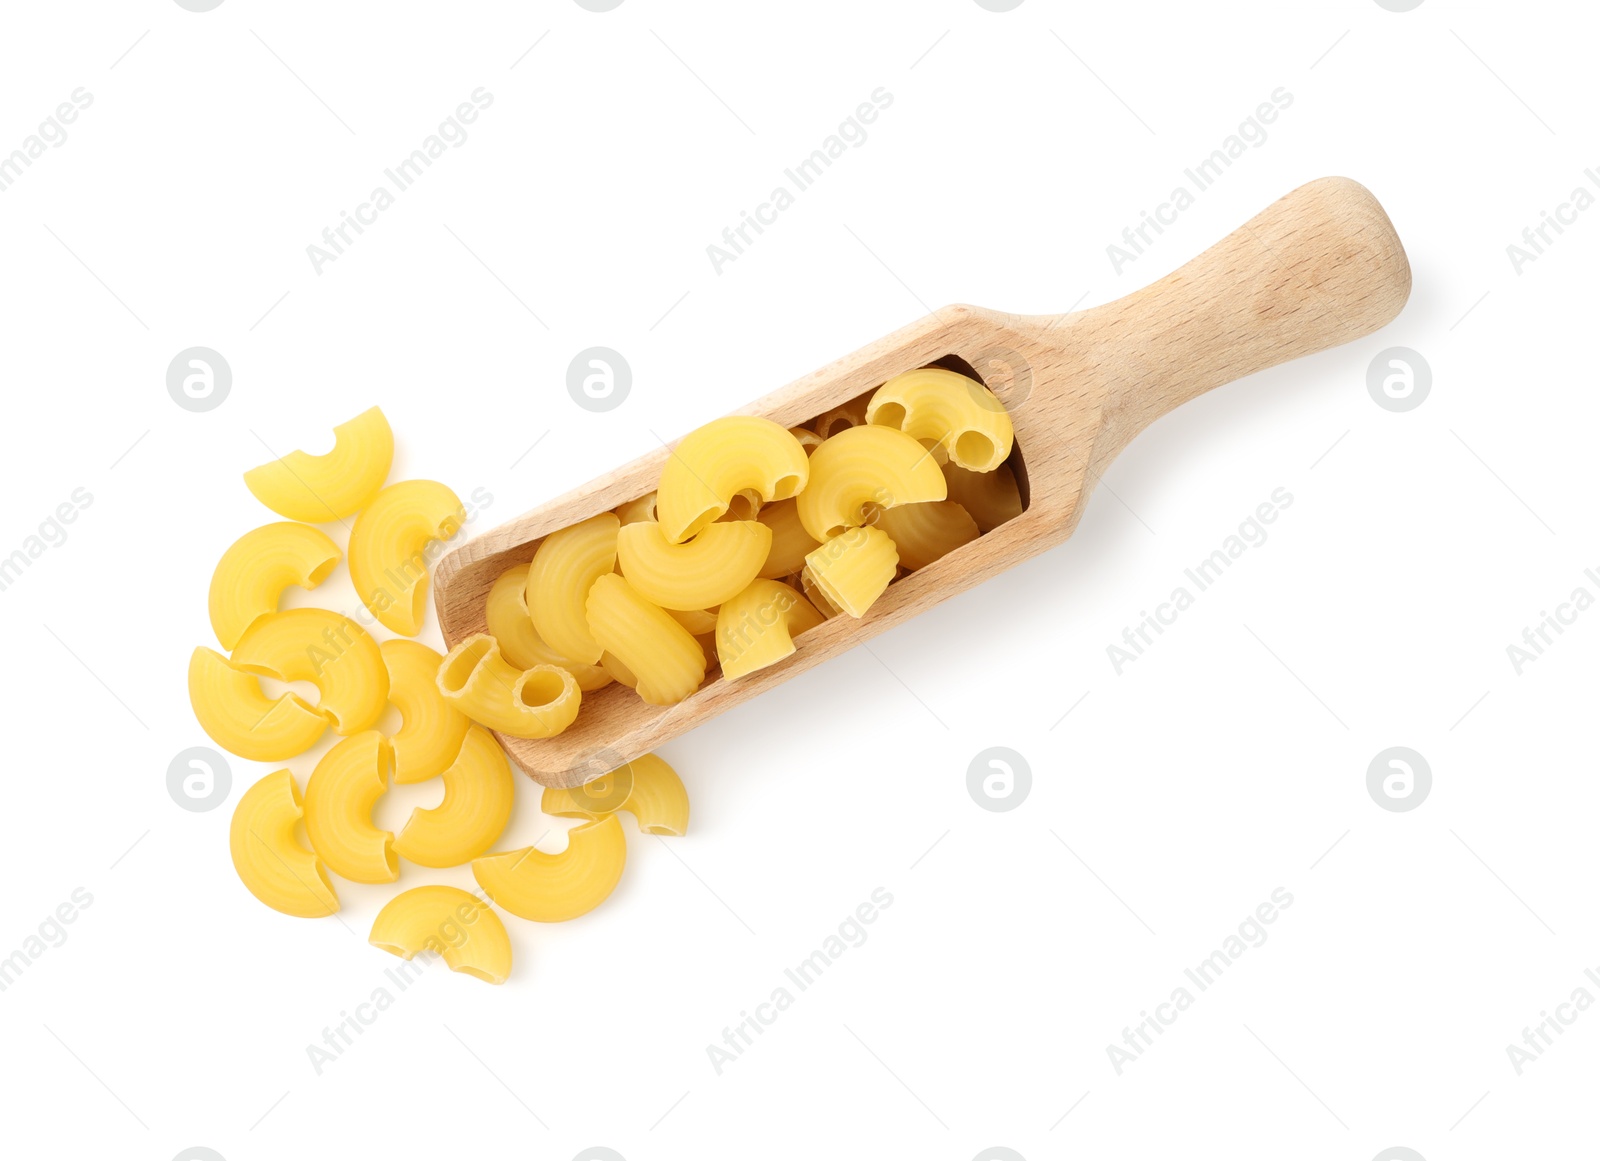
left=1068, top=176, right=1411, bottom=462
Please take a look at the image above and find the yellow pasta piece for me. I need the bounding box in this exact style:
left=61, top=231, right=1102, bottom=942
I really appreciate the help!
left=941, top=460, right=1023, bottom=532
left=614, top=492, right=658, bottom=525
left=437, top=633, right=582, bottom=738
left=231, top=608, right=389, bottom=734
left=756, top=498, right=821, bottom=579
left=656, top=417, right=809, bottom=544
left=393, top=726, right=513, bottom=867
left=874, top=500, right=981, bottom=570
left=867, top=367, right=1014, bottom=471
left=243, top=406, right=393, bottom=522
left=797, top=425, right=946, bottom=542
left=803, top=526, right=899, bottom=618
left=369, top=885, right=511, bottom=985
left=472, top=815, right=626, bottom=923
left=667, top=606, right=719, bottom=636
left=610, top=753, right=691, bottom=835
left=541, top=762, right=636, bottom=819
left=207, top=522, right=341, bottom=650
left=304, top=731, right=396, bottom=884
left=348, top=479, right=464, bottom=636
left=379, top=639, right=469, bottom=785
left=585, top=575, right=706, bottom=706
left=485, top=563, right=612, bottom=691
left=230, top=769, right=339, bottom=918
left=527, top=513, right=619, bottom=666
left=789, top=426, right=824, bottom=455
left=812, top=390, right=873, bottom=438
left=716, top=580, right=826, bottom=680
left=188, top=646, right=328, bottom=761
left=616, top=519, right=771, bottom=610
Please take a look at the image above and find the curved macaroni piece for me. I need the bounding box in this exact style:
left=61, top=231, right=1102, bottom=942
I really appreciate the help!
left=540, top=762, right=635, bottom=820
left=874, top=500, right=981, bottom=571
left=803, top=526, right=899, bottom=618
left=189, top=646, right=327, bottom=761
left=614, top=492, right=658, bottom=525
left=304, top=732, right=396, bottom=884
left=369, top=885, right=511, bottom=985
left=941, top=460, right=1024, bottom=532
left=230, top=770, right=339, bottom=917
left=540, top=756, right=691, bottom=835
left=585, top=575, right=706, bottom=706
left=756, top=498, right=821, bottom=580
left=472, top=815, right=626, bottom=923
left=380, top=639, right=470, bottom=785
left=716, top=580, right=826, bottom=680
left=485, top=564, right=612, bottom=691
left=348, top=479, right=464, bottom=636
left=527, top=512, right=619, bottom=666
left=437, top=634, right=582, bottom=738
left=231, top=608, right=389, bottom=734
left=616, top=519, right=771, bottom=610
left=393, top=726, right=513, bottom=867
left=797, top=425, right=946, bottom=542
left=789, top=426, right=823, bottom=455
left=208, top=522, right=341, bottom=650
left=812, top=390, right=873, bottom=439
left=656, top=417, right=809, bottom=544
left=867, top=367, right=1014, bottom=472
left=612, top=753, right=691, bottom=835
left=243, top=406, right=393, bottom=522
left=666, top=606, right=719, bottom=636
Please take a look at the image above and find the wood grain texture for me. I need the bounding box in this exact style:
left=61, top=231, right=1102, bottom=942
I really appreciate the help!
left=435, top=176, right=1412, bottom=786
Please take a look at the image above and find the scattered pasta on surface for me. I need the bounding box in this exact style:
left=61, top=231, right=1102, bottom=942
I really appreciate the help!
left=194, top=367, right=1015, bottom=981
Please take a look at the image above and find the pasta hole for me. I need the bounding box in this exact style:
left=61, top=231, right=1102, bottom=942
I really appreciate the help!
left=954, top=431, right=994, bottom=468
left=873, top=402, right=907, bottom=429
left=723, top=490, right=761, bottom=521
left=517, top=669, right=568, bottom=709
left=770, top=474, right=803, bottom=500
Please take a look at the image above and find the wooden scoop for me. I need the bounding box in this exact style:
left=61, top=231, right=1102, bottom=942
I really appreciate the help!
left=435, top=176, right=1411, bottom=787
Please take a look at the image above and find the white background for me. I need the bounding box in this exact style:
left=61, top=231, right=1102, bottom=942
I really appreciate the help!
left=0, top=1, right=1594, bottom=1159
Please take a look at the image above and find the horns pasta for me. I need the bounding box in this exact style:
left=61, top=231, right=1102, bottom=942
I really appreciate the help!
left=541, top=752, right=690, bottom=836
left=230, top=608, right=389, bottom=734
left=230, top=769, right=340, bottom=918
left=716, top=580, right=826, bottom=680
left=381, top=639, right=470, bottom=785
left=303, top=731, right=397, bottom=884
left=393, top=726, right=514, bottom=868
left=243, top=406, right=393, bottom=522
left=656, top=417, right=809, bottom=544
left=207, top=522, right=341, bottom=650
left=188, top=646, right=328, bottom=761
left=369, top=885, right=511, bottom=985
left=803, top=526, right=899, bottom=618
left=349, top=479, right=465, bottom=636
left=472, top=814, right=626, bottom=923
left=866, top=367, right=1014, bottom=472
left=437, top=633, right=582, bottom=738
left=526, top=512, right=619, bottom=666
left=616, top=519, right=771, bottom=610
left=584, top=574, right=706, bottom=706
left=796, top=425, right=946, bottom=542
